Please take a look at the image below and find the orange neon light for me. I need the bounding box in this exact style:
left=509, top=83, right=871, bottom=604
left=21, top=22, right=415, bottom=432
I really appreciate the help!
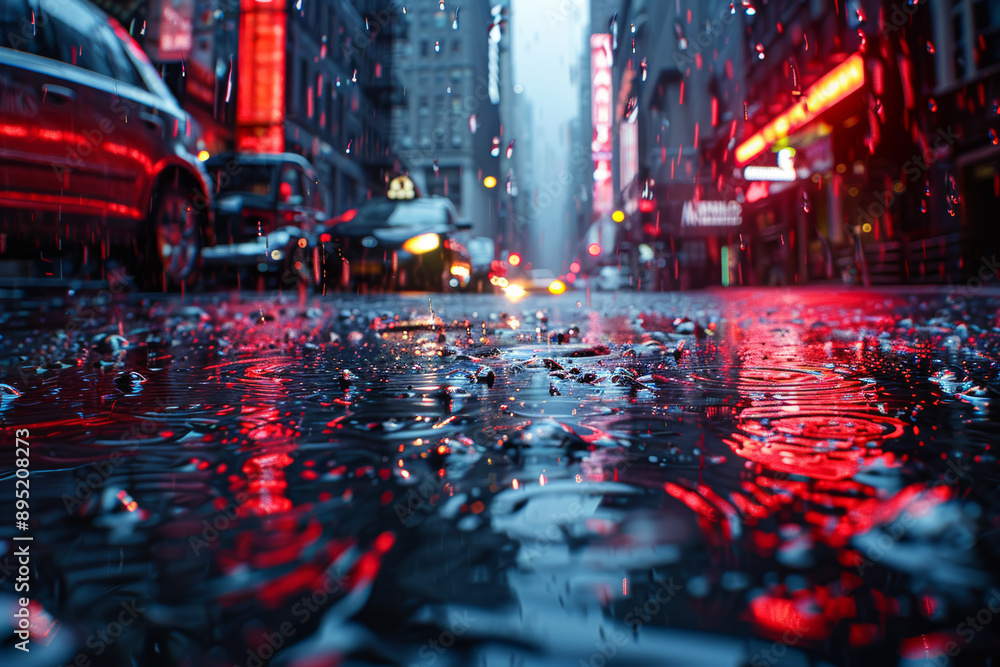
left=236, top=0, right=286, bottom=153
left=735, top=53, right=865, bottom=166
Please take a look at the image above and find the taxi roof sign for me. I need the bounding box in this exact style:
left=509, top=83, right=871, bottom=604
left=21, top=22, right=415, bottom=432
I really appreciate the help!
left=388, top=176, right=417, bottom=200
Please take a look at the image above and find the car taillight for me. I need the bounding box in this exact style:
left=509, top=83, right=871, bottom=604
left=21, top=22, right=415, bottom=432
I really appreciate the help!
left=320, top=233, right=331, bottom=243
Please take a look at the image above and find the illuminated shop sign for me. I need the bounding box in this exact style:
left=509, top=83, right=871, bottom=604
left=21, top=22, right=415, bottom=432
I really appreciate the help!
left=743, top=148, right=797, bottom=181
left=146, top=0, right=194, bottom=61
left=736, top=53, right=865, bottom=166
left=236, top=0, right=286, bottom=153
left=591, top=33, right=613, bottom=215
left=682, top=201, right=743, bottom=227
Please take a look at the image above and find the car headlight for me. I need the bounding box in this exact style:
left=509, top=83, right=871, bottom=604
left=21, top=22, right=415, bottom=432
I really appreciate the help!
left=402, top=233, right=440, bottom=254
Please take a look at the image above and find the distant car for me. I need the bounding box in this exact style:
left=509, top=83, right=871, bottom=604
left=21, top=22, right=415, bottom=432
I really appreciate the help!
left=200, top=153, right=328, bottom=287
left=504, top=268, right=572, bottom=297
left=591, top=266, right=632, bottom=291
left=0, top=0, right=212, bottom=289
left=466, top=236, right=497, bottom=293
left=318, top=196, right=472, bottom=291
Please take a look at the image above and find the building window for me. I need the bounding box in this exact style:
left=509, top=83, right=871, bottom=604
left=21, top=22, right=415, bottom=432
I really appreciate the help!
left=974, top=0, right=1000, bottom=69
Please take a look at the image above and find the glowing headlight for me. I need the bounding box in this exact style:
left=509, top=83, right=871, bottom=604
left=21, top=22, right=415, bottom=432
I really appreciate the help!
left=504, top=284, right=526, bottom=301
left=402, top=233, right=440, bottom=254
left=449, top=264, right=471, bottom=278
left=548, top=280, right=567, bottom=295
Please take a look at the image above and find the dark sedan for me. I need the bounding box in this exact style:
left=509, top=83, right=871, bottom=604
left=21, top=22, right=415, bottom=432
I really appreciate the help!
left=201, top=153, right=329, bottom=288
left=318, top=196, right=473, bottom=292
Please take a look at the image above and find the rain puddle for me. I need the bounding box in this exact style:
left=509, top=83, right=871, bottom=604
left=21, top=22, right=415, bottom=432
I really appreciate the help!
left=1, top=289, right=999, bottom=666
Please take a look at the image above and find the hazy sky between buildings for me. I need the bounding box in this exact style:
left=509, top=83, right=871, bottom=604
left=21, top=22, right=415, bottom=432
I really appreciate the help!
left=510, top=0, right=588, bottom=269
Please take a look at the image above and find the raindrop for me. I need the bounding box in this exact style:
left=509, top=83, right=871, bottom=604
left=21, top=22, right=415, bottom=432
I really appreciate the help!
left=926, top=40, right=935, bottom=54
left=225, top=57, right=233, bottom=102
left=755, top=43, right=765, bottom=60
left=346, top=139, right=352, bottom=154
left=439, top=1, right=445, bottom=9
left=789, top=60, right=800, bottom=96
left=453, top=7, right=460, bottom=30
left=991, top=129, right=998, bottom=145
left=858, top=29, right=866, bottom=52
left=994, top=99, right=999, bottom=114
left=730, top=2, right=736, bottom=15
left=928, top=98, right=937, bottom=112
left=874, top=98, right=882, bottom=112
left=925, top=181, right=931, bottom=196
left=801, top=191, right=810, bottom=212
left=920, top=199, right=927, bottom=213
left=743, top=101, right=748, bottom=120
left=435, top=41, right=440, bottom=53
left=640, top=58, right=648, bottom=81
left=140, top=20, right=145, bottom=35
left=433, top=159, right=440, bottom=177
left=181, top=59, right=185, bottom=77
left=352, top=69, right=357, bottom=82
left=506, top=139, right=515, bottom=159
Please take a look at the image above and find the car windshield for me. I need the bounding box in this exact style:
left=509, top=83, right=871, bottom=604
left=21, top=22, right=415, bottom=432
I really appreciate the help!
left=351, top=199, right=449, bottom=228
left=210, top=164, right=276, bottom=197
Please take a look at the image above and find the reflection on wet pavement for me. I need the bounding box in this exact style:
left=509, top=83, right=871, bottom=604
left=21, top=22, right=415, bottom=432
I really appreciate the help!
left=1, top=288, right=999, bottom=666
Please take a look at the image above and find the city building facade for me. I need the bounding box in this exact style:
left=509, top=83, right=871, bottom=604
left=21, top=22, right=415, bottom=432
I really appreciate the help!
left=389, top=0, right=502, bottom=236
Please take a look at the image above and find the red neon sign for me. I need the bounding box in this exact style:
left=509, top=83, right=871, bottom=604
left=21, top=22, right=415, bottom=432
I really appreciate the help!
left=237, top=0, right=286, bottom=153
left=735, top=53, right=865, bottom=166
left=591, top=34, right=613, bottom=157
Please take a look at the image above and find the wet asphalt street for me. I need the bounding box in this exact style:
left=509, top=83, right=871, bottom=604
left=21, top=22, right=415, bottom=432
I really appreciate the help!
left=1, top=285, right=1000, bottom=667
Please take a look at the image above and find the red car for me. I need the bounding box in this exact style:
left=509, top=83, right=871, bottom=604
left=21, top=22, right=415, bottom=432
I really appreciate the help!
left=0, top=0, right=212, bottom=289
